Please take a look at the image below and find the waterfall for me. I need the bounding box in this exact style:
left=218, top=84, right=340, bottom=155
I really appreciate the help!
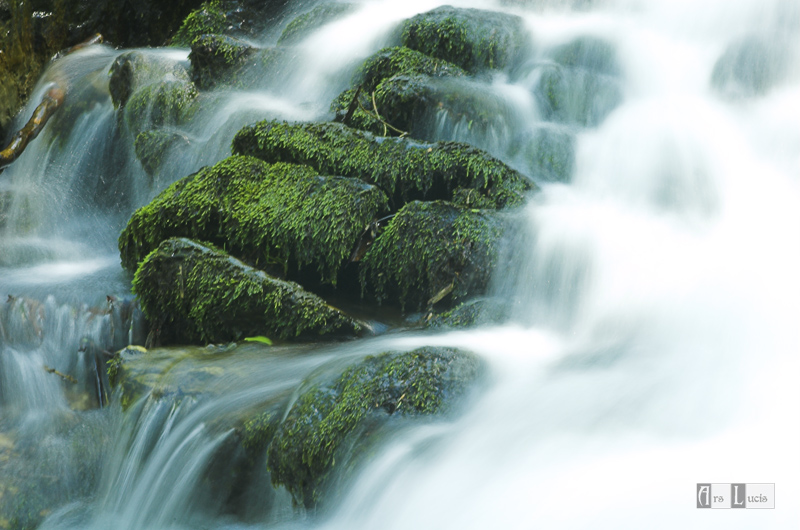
left=1, top=0, right=799, bottom=529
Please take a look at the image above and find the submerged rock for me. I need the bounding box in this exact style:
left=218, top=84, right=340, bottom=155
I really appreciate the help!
left=277, top=2, right=356, bottom=45
left=109, top=51, right=193, bottom=110
left=119, top=155, right=388, bottom=282
left=711, top=34, right=792, bottom=98
left=134, top=129, right=191, bottom=177
left=232, top=120, right=534, bottom=209
left=513, top=124, right=576, bottom=183
left=399, top=5, right=529, bottom=73
left=132, top=238, right=363, bottom=345
left=267, top=346, right=482, bottom=508
left=534, top=36, right=623, bottom=127
left=427, top=298, right=507, bottom=328
left=360, top=201, right=505, bottom=310
left=123, top=79, right=199, bottom=137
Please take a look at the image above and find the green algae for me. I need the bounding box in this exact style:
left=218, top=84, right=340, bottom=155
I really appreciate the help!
left=189, top=34, right=256, bottom=89
left=123, top=79, right=199, bottom=137
left=171, top=0, right=228, bottom=47
left=132, top=238, right=363, bottom=345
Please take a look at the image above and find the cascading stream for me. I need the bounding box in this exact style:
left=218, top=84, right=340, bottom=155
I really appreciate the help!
left=1, top=0, right=798, bottom=529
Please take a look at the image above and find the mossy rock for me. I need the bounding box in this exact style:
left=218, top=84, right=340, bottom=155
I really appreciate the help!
left=360, top=200, right=505, bottom=311
left=277, top=2, right=356, bottom=45
left=710, top=34, right=792, bottom=98
left=331, top=46, right=466, bottom=134
left=170, top=0, right=229, bottom=47
left=123, top=79, right=199, bottom=137
left=232, top=120, right=534, bottom=209
left=132, top=238, right=364, bottom=345
left=399, top=5, right=528, bottom=73
left=134, top=129, right=191, bottom=177
left=267, top=346, right=482, bottom=508
left=535, top=64, right=622, bottom=127
left=189, top=34, right=256, bottom=89
left=119, top=155, right=388, bottom=282
left=427, top=298, right=506, bottom=328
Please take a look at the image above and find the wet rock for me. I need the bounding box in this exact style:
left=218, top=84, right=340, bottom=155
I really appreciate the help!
left=267, top=346, right=482, bottom=508
left=189, top=34, right=256, bottom=89
left=277, top=2, right=356, bottom=45
left=232, top=120, right=534, bottom=209
left=119, top=155, right=388, bottom=282
left=513, top=124, right=575, bottom=182
left=134, top=129, right=191, bottom=177
left=533, top=36, right=623, bottom=127
left=427, top=298, right=507, bottom=328
left=132, top=238, right=364, bottom=345
left=170, top=0, right=229, bottom=47
left=400, top=5, right=529, bottom=73
left=360, top=201, right=506, bottom=311
left=123, top=79, right=199, bottom=137
left=711, top=34, right=792, bottom=98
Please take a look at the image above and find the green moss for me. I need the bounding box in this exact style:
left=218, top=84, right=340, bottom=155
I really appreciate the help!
left=331, top=46, right=465, bottom=134
left=360, top=201, right=505, bottom=311
left=119, top=155, right=387, bottom=283
left=189, top=34, right=256, bottom=89
left=427, top=298, right=505, bottom=329
left=400, top=6, right=527, bottom=73
left=232, top=120, right=534, bottom=209
left=123, top=80, right=199, bottom=137
left=132, top=238, right=363, bottom=345
left=171, top=0, right=228, bottom=47
left=267, top=346, right=481, bottom=507
left=134, top=130, right=189, bottom=177
left=277, top=2, right=356, bottom=45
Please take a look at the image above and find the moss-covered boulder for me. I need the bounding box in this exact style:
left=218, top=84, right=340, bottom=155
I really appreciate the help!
left=132, top=238, right=364, bottom=345
left=134, top=129, right=191, bottom=177
left=360, top=201, right=505, bottom=310
left=277, top=2, right=356, bottom=45
left=123, top=79, right=199, bottom=137
left=399, top=5, right=528, bottom=73
left=331, top=46, right=466, bottom=134
left=119, top=155, right=388, bottom=282
left=189, top=34, right=256, bottom=89
left=427, top=298, right=506, bottom=329
left=534, top=36, right=622, bottom=127
left=267, top=346, right=482, bottom=508
left=232, top=120, right=534, bottom=209
left=710, top=34, right=792, bottom=98
left=170, top=0, right=229, bottom=47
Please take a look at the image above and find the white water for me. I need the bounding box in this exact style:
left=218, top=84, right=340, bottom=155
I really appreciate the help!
left=2, top=0, right=799, bottom=528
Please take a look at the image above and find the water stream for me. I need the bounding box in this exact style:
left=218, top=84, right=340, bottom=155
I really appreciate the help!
left=1, top=0, right=799, bottom=528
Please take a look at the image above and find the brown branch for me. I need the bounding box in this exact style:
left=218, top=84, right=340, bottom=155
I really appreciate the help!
left=0, top=85, right=64, bottom=170
left=44, top=365, right=78, bottom=384
left=53, top=33, right=104, bottom=61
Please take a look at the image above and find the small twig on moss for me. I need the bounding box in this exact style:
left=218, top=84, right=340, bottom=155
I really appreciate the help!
left=354, top=91, right=408, bottom=138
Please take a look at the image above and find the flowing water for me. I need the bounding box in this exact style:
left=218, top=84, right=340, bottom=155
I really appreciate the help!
left=1, top=0, right=799, bottom=528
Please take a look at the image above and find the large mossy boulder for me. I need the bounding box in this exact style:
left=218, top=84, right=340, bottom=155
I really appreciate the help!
left=132, top=238, right=364, bottom=345
left=277, top=2, right=356, bottom=45
left=267, top=346, right=482, bottom=508
left=232, top=120, right=534, bottom=209
left=399, top=5, right=528, bottom=73
left=119, top=155, right=388, bottom=282
left=710, top=34, right=792, bottom=98
left=170, top=0, right=229, bottom=47
left=360, top=201, right=505, bottom=310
